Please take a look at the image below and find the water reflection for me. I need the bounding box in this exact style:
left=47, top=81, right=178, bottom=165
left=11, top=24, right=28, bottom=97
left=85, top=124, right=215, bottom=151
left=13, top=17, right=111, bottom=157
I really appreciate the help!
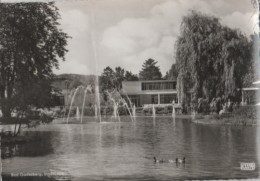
left=1, top=131, right=55, bottom=159
left=2, top=117, right=259, bottom=180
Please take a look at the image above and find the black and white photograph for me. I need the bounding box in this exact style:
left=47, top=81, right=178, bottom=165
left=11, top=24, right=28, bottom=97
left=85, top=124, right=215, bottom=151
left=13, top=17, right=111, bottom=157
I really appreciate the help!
left=0, top=0, right=259, bottom=180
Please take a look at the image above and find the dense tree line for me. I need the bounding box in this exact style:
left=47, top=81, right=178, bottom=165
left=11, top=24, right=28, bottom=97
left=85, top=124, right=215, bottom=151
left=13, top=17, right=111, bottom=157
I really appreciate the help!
left=175, top=11, right=256, bottom=112
left=100, top=66, right=139, bottom=92
left=100, top=58, right=164, bottom=92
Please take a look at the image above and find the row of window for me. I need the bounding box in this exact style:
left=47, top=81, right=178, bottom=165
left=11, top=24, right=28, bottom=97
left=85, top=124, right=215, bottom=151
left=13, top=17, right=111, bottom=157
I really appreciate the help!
left=151, top=94, right=177, bottom=104
left=141, top=82, right=176, bottom=90
left=128, top=94, right=178, bottom=106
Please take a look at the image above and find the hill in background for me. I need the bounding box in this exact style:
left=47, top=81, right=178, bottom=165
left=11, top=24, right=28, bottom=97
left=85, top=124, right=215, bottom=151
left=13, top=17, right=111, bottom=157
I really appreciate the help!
left=52, top=74, right=97, bottom=90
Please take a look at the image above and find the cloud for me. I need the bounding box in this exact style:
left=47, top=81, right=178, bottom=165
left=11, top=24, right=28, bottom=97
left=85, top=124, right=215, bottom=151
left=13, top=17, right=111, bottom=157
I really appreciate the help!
left=59, top=9, right=89, bottom=37
left=56, top=59, right=90, bottom=75
left=221, top=12, right=259, bottom=35
left=100, top=0, right=256, bottom=75
left=54, top=8, right=95, bottom=75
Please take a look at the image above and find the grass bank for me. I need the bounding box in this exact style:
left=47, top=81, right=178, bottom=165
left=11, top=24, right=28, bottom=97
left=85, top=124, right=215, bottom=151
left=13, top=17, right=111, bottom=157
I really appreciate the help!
left=192, top=105, right=259, bottom=126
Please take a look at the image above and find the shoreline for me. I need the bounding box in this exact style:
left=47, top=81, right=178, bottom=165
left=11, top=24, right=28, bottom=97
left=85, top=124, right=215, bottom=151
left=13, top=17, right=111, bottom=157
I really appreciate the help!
left=191, top=114, right=259, bottom=126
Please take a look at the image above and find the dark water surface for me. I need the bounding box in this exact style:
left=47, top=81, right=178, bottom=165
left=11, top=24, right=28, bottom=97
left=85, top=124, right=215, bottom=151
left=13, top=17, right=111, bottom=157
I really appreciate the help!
left=2, top=117, right=259, bottom=180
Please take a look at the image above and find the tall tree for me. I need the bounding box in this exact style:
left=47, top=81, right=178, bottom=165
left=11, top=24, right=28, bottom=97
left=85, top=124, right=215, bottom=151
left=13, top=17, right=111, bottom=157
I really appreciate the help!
left=166, top=64, right=178, bottom=80
left=242, top=34, right=259, bottom=87
left=139, top=58, right=162, bottom=80
left=176, top=11, right=253, bottom=110
left=114, top=67, right=125, bottom=89
left=0, top=3, right=69, bottom=118
left=100, top=66, right=116, bottom=91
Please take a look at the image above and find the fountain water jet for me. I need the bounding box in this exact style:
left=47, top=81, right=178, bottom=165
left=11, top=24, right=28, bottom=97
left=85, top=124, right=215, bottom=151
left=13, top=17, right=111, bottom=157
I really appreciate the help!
left=81, top=88, right=87, bottom=124
left=192, top=110, right=196, bottom=120
left=113, top=103, right=118, bottom=118
left=132, top=105, right=136, bottom=118
left=76, top=107, right=80, bottom=120
left=121, top=99, right=134, bottom=122
left=95, top=84, right=102, bottom=123
left=66, top=87, right=79, bottom=124
left=62, top=89, right=75, bottom=122
left=152, top=105, right=156, bottom=117
left=94, top=104, right=98, bottom=119
left=172, top=106, right=176, bottom=118
left=105, top=90, right=135, bottom=122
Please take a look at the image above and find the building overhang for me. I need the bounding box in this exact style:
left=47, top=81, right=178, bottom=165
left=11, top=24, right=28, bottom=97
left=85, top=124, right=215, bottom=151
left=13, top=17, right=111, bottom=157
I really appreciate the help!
left=240, top=87, right=260, bottom=91
left=122, top=90, right=177, bottom=95
left=253, top=81, right=260, bottom=85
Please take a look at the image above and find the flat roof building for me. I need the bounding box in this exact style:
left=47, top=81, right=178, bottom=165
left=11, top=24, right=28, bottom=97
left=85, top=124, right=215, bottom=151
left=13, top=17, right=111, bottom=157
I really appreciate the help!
left=121, top=80, right=178, bottom=107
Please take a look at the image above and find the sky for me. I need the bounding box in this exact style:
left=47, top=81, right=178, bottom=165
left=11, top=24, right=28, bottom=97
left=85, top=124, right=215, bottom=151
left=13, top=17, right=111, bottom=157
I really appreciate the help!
left=3, top=0, right=259, bottom=76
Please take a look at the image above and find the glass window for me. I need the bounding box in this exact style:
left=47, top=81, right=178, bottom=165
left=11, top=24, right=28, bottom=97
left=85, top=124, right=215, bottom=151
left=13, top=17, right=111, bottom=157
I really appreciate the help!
left=160, top=94, right=178, bottom=104
left=141, top=82, right=176, bottom=90
left=151, top=95, right=158, bottom=104
left=128, top=95, right=140, bottom=107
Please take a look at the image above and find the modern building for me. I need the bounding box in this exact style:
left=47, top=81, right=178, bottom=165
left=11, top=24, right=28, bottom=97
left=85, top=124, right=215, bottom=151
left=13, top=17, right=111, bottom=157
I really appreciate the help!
left=121, top=80, right=178, bottom=107
left=241, top=81, right=260, bottom=105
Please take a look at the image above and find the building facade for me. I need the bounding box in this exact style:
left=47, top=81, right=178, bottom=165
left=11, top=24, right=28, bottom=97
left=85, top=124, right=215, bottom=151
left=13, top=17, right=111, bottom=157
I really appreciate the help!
left=121, top=80, right=178, bottom=107
left=241, top=81, right=260, bottom=105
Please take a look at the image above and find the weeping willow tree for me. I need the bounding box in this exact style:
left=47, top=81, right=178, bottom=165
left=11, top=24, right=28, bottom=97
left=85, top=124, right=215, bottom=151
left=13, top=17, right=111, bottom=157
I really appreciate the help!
left=176, top=11, right=253, bottom=111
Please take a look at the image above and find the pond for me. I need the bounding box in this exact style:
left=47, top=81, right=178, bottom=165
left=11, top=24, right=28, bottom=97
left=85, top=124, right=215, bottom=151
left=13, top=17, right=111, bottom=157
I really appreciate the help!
left=1, top=117, right=259, bottom=180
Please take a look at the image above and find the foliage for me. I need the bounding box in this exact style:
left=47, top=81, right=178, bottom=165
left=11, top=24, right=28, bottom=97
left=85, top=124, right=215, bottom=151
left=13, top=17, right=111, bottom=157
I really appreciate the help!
left=114, top=67, right=125, bottom=89
left=125, top=71, right=139, bottom=81
left=175, top=11, right=253, bottom=111
left=251, top=0, right=259, bottom=8
left=242, top=34, right=259, bottom=87
left=0, top=2, right=69, bottom=118
left=100, top=66, right=116, bottom=91
left=166, top=64, right=178, bottom=80
left=139, top=58, right=162, bottom=80
left=100, top=66, right=139, bottom=93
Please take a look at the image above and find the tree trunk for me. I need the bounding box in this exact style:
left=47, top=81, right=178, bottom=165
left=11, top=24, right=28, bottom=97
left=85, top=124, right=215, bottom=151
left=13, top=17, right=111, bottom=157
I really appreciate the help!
left=15, top=122, right=22, bottom=136
left=2, top=104, right=11, bottom=118
left=14, top=112, right=24, bottom=137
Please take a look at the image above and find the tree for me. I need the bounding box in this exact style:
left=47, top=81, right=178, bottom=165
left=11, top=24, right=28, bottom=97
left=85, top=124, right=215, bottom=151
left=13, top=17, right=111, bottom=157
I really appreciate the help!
left=166, top=64, right=178, bottom=80
left=251, top=0, right=259, bottom=8
left=125, top=71, right=139, bottom=81
left=139, top=58, right=162, bottom=80
left=100, top=66, right=128, bottom=92
left=114, top=67, right=125, bottom=89
left=175, top=11, right=253, bottom=111
left=242, top=34, right=259, bottom=87
left=100, top=66, right=116, bottom=92
left=0, top=3, right=69, bottom=118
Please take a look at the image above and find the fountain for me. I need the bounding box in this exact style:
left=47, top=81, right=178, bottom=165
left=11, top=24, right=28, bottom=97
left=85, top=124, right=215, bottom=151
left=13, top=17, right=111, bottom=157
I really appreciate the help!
left=152, top=104, right=156, bottom=117
left=76, top=107, right=80, bottom=120
left=192, top=110, right=196, bottom=120
left=105, top=90, right=120, bottom=121
left=94, top=104, right=98, bottom=119
left=121, top=99, right=134, bottom=122
left=172, top=106, right=176, bottom=118
left=132, top=105, right=136, bottom=118
left=172, top=117, right=176, bottom=127
left=122, top=91, right=135, bottom=117
left=66, top=87, right=79, bottom=124
left=105, top=90, right=135, bottom=122
left=113, top=103, right=118, bottom=118
left=81, top=88, right=87, bottom=124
